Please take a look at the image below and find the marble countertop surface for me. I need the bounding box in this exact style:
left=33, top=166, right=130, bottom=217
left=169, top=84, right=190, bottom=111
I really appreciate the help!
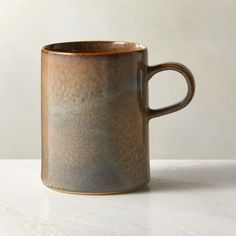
left=0, top=160, right=235, bottom=236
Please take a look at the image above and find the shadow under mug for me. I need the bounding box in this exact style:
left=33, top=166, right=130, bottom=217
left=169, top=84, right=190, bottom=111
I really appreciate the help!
left=41, top=41, right=195, bottom=194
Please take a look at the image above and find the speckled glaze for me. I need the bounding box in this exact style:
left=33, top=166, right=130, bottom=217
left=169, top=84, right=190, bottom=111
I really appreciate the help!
left=41, top=41, right=195, bottom=194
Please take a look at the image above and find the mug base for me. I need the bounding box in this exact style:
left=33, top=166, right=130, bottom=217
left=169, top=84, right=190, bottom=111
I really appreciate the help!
left=42, top=181, right=149, bottom=195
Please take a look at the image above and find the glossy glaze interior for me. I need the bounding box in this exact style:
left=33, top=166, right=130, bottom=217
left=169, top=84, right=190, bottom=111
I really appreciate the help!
left=43, top=41, right=146, bottom=55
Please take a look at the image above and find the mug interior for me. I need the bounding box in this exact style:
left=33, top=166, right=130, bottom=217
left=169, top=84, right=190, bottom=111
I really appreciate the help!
left=43, top=41, right=146, bottom=55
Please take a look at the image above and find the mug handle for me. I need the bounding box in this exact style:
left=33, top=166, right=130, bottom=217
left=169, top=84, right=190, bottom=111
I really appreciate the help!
left=146, top=62, right=195, bottom=119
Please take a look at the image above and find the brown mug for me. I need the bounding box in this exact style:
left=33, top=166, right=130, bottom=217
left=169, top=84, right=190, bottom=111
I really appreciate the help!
left=41, top=41, right=195, bottom=194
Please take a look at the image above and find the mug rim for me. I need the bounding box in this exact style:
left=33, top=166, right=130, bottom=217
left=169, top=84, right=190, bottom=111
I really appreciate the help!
left=42, top=40, right=147, bottom=56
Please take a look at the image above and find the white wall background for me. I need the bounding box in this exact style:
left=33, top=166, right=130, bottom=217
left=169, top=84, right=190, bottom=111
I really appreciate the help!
left=0, top=0, right=235, bottom=159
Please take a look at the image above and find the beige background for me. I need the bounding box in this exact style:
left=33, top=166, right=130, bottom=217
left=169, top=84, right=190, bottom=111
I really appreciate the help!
left=0, top=0, right=235, bottom=159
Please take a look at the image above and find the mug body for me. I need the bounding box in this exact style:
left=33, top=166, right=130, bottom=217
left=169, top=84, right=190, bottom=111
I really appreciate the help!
left=41, top=41, right=150, bottom=194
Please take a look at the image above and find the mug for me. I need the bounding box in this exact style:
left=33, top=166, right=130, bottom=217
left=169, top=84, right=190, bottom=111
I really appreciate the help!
left=41, top=41, right=195, bottom=194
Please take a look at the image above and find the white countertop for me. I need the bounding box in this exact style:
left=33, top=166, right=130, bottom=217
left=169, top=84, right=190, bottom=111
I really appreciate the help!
left=0, top=160, right=235, bottom=236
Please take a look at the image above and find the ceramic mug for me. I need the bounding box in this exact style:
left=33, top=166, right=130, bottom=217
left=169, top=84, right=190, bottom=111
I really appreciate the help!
left=41, top=41, right=195, bottom=194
